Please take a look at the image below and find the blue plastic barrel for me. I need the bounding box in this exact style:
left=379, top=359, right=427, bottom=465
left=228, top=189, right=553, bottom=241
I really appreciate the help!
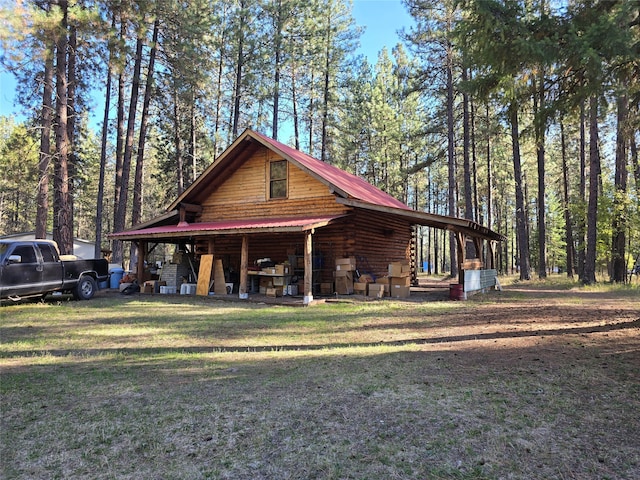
left=109, top=268, right=125, bottom=289
left=423, top=261, right=429, bottom=273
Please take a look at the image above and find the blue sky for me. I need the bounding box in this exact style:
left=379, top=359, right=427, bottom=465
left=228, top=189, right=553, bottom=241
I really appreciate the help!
left=352, top=0, right=413, bottom=62
left=0, top=0, right=412, bottom=121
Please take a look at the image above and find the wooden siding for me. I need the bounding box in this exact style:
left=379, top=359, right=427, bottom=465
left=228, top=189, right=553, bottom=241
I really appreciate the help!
left=199, top=146, right=348, bottom=222
left=353, top=211, right=413, bottom=279
left=192, top=212, right=413, bottom=289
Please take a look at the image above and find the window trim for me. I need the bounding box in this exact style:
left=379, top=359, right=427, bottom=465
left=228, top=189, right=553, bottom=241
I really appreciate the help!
left=268, top=159, right=288, bottom=200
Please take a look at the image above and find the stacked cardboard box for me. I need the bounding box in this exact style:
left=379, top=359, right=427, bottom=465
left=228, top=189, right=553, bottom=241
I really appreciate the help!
left=335, top=256, right=356, bottom=294
left=367, top=283, right=386, bottom=298
left=266, top=286, right=284, bottom=297
left=353, top=282, right=368, bottom=295
left=388, top=260, right=411, bottom=298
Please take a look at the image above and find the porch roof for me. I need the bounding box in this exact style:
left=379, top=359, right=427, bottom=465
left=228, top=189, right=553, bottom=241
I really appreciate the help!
left=109, top=214, right=347, bottom=241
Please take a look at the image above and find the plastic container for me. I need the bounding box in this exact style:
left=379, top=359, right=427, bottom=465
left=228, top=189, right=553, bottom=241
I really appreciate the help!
left=109, top=267, right=125, bottom=289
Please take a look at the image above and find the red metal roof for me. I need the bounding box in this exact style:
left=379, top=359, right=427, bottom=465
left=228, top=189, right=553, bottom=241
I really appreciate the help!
left=250, top=131, right=412, bottom=211
left=110, top=215, right=346, bottom=240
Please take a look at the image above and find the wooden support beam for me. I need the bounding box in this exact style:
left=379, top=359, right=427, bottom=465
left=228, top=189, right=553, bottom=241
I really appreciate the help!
left=487, top=241, right=496, bottom=270
left=473, top=237, right=483, bottom=260
left=136, top=241, right=147, bottom=283
left=456, top=232, right=466, bottom=285
left=239, top=234, right=248, bottom=299
left=304, top=231, right=313, bottom=305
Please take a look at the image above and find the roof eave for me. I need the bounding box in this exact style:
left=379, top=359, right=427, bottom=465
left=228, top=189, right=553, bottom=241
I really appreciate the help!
left=336, top=198, right=506, bottom=242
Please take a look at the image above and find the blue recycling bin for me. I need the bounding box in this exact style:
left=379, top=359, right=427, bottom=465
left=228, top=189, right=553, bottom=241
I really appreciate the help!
left=422, top=261, right=429, bottom=273
left=109, top=267, right=124, bottom=289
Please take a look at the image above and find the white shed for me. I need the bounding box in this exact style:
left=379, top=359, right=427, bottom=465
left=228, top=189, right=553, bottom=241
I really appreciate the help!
left=0, top=232, right=97, bottom=259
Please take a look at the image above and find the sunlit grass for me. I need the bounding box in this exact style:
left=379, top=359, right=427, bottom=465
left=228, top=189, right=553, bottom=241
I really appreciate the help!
left=2, top=284, right=639, bottom=479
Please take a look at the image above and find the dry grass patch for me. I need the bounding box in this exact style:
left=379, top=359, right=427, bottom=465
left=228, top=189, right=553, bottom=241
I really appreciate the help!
left=1, top=283, right=639, bottom=479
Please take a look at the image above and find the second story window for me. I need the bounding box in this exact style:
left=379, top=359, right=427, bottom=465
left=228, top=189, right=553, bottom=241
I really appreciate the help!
left=269, top=160, right=287, bottom=199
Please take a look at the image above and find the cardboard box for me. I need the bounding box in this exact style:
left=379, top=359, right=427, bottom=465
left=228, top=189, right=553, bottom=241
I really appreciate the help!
left=336, top=275, right=354, bottom=295
left=259, top=286, right=267, bottom=295
left=274, top=264, right=289, bottom=275
left=260, top=277, right=273, bottom=288
left=320, top=282, right=334, bottom=294
left=266, top=287, right=283, bottom=297
left=296, top=257, right=305, bottom=268
left=335, top=256, right=356, bottom=271
left=390, top=285, right=410, bottom=298
left=388, top=261, right=411, bottom=277
left=273, top=276, right=285, bottom=286
left=262, top=267, right=277, bottom=275
left=376, top=276, right=389, bottom=284
left=143, top=280, right=159, bottom=293
left=354, top=282, right=368, bottom=295
left=390, top=276, right=411, bottom=287
left=359, top=273, right=375, bottom=283
left=367, top=284, right=386, bottom=298
left=335, top=269, right=354, bottom=279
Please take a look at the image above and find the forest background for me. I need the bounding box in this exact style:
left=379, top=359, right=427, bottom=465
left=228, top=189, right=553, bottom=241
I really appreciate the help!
left=0, top=0, right=638, bottom=284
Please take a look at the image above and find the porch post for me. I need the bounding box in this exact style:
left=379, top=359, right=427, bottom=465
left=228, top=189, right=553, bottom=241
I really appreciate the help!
left=304, top=230, right=313, bottom=305
left=456, top=232, right=466, bottom=285
left=137, top=241, right=147, bottom=283
left=239, top=234, right=248, bottom=299
left=488, top=241, right=496, bottom=270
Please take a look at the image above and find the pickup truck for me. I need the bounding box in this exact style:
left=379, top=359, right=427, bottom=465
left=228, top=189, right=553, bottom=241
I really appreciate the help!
left=0, top=240, right=109, bottom=302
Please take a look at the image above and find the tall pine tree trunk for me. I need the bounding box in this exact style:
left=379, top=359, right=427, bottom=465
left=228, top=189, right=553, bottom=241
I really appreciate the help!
left=583, top=94, right=600, bottom=284
left=446, top=50, right=457, bottom=278
left=292, top=62, right=300, bottom=150
left=632, top=128, right=639, bottom=199
left=610, top=93, right=628, bottom=282
left=534, top=74, right=546, bottom=278
left=485, top=104, right=492, bottom=232
left=53, top=0, right=73, bottom=255
left=66, top=23, right=77, bottom=238
left=271, top=1, right=283, bottom=140
left=560, top=121, right=574, bottom=278
left=174, top=87, right=184, bottom=195
left=462, top=67, right=473, bottom=222
left=113, top=35, right=143, bottom=266
left=232, top=0, right=246, bottom=138
left=132, top=18, right=159, bottom=228
left=36, top=42, right=54, bottom=240
left=320, top=15, right=331, bottom=162
left=95, top=16, right=114, bottom=259
left=112, top=16, right=127, bottom=264
left=508, top=101, right=530, bottom=281
left=576, top=98, right=587, bottom=278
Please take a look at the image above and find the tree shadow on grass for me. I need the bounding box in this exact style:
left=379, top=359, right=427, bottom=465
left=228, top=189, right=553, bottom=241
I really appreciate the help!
left=2, top=316, right=638, bottom=358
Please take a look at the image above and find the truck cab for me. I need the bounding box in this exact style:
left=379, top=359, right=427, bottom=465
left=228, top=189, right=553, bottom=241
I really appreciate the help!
left=0, top=240, right=108, bottom=301
left=0, top=241, right=64, bottom=298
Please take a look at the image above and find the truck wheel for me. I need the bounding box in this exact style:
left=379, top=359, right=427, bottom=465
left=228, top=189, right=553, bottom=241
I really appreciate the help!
left=74, top=275, right=97, bottom=300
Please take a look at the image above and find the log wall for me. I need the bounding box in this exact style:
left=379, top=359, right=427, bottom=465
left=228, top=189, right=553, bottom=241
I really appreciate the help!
left=200, top=147, right=348, bottom=221
left=193, top=212, right=413, bottom=289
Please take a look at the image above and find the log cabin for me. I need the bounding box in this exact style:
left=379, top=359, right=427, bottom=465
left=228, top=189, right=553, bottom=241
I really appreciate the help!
left=111, top=129, right=504, bottom=304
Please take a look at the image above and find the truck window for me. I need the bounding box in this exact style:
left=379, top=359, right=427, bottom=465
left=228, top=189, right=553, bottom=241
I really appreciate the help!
left=37, top=243, right=57, bottom=262
left=12, top=245, right=38, bottom=264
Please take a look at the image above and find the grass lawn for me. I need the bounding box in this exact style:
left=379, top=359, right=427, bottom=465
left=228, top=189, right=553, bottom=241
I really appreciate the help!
left=1, top=279, right=639, bottom=479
